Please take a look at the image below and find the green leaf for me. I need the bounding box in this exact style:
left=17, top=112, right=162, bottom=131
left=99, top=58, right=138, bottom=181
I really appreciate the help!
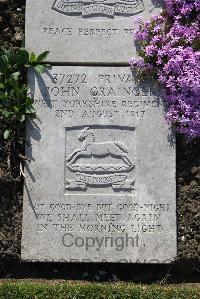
left=0, top=92, right=7, bottom=101
left=2, top=110, right=12, bottom=118
left=10, top=77, right=20, bottom=99
left=0, top=55, right=8, bottom=73
left=10, top=71, right=20, bottom=81
left=15, top=49, right=29, bottom=65
left=13, top=105, right=20, bottom=113
left=37, top=51, right=49, bottom=62
left=19, top=84, right=28, bottom=96
left=0, top=48, right=42, bottom=141
left=29, top=52, right=36, bottom=64
left=20, top=114, right=26, bottom=122
left=34, top=64, right=46, bottom=74
left=4, top=129, right=11, bottom=139
left=26, top=97, right=34, bottom=105
left=26, top=106, right=36, bottom=114
left=2, top=48, right=13, bottom=60
left=44, top=64, right=52, bottom=69
left=9, top=89, right=14, bottom=98
left=18, top=138, right=24, bottom=144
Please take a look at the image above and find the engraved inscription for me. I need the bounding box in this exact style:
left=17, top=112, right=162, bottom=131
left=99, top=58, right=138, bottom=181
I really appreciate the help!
left=26, top=0, right=164, bottom=63
left=42, top=27, right=134, bottom=38
left=52, top=0, right=144, bottom=18
left=32, top=71, right=161, bottom=121
left=21, top=66, right=176, bottom=263
left=65, top=127, right=135, bottom=192
left=28, top=199, right=174, bottom=263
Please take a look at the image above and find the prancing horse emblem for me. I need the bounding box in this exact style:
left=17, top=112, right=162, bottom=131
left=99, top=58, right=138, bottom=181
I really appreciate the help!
left=67, top=127, right=134, bottom=167
left=65, top=127, right=135, bottom=191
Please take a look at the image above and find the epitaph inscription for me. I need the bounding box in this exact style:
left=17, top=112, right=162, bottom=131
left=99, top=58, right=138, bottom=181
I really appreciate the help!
left=21, top=66, right=176, bottom=263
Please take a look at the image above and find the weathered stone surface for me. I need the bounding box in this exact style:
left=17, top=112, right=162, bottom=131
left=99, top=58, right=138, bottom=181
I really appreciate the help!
left=21, top=66, right=176, bottom=263
left=25, top=0, right=163, bottom=63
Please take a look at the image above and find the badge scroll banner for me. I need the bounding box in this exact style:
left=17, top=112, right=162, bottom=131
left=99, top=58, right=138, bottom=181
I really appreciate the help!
left=82, top=4, right=115, bottom=17
left=66, top=172, right=134, bottom=190
left=52, top=0, right=144, bottom=18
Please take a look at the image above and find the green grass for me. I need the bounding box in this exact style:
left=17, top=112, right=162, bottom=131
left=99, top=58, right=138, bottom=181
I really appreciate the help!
left=0, top=282, right=199, bottom=299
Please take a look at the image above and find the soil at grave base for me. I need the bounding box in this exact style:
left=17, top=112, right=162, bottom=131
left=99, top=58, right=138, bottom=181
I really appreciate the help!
left=0, top=0, right=200, bottom=282
left=0, top=0, right=25, bottom=49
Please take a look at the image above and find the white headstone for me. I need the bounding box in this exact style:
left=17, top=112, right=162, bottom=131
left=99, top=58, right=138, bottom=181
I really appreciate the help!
left=25, top=0, right=163, bottom=63
left=21, top=66, right=176, bottom=263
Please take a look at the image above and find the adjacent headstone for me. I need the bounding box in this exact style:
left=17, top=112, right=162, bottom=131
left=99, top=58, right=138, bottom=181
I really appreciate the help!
left=25, top=0, right=163, bottom=63
left=21, top=66, right=176, bottom=263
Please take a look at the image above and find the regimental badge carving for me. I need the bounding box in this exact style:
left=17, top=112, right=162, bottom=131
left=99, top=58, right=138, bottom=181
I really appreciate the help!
left=52, top=0, right=144, bottom=18
left=65, top=127, right=135, bottom=191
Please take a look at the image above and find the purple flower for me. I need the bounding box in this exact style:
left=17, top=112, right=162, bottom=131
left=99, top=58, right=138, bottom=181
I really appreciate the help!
left=130, top=0, right=200, bottom=139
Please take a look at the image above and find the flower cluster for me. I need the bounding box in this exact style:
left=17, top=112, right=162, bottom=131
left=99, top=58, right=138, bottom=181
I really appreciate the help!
left=130, top=0, right=200, bottom=139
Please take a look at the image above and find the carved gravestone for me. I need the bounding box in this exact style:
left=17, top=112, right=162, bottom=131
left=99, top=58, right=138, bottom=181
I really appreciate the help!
left=22, top=0, right=177, bottom=263
left=25, top=0, right=163, bottom=63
